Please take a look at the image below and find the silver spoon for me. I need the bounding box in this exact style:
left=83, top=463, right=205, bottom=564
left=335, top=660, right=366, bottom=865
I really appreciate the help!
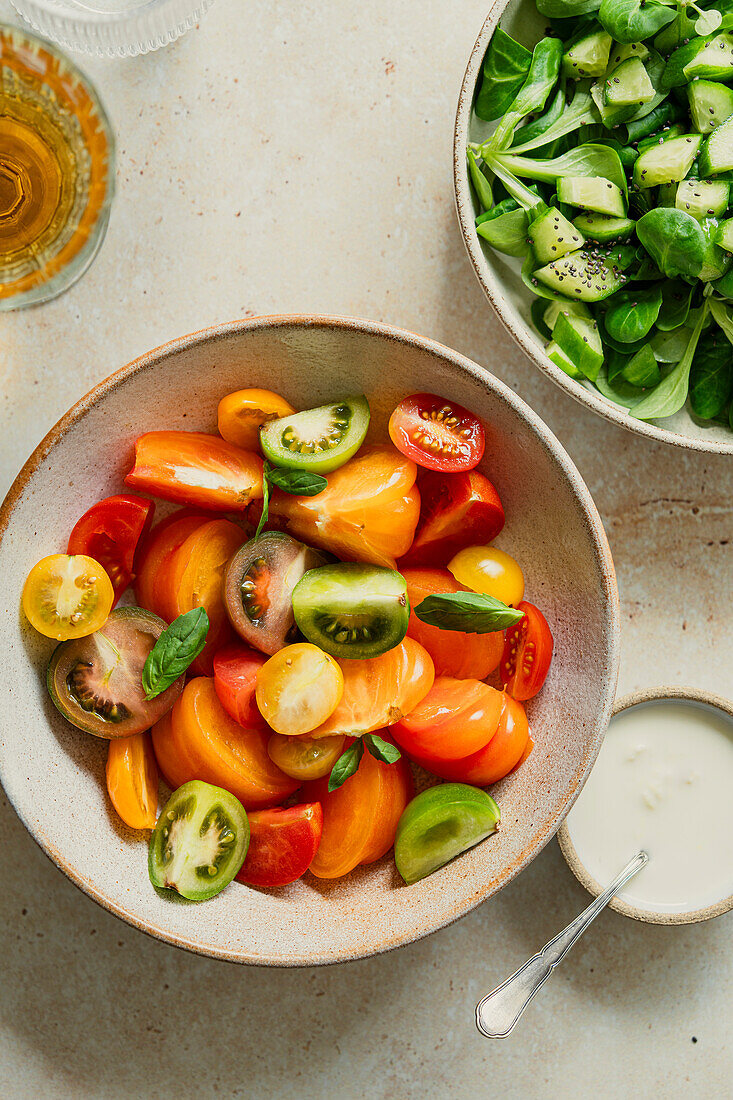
left=476, top=850, right=649, bottom=1038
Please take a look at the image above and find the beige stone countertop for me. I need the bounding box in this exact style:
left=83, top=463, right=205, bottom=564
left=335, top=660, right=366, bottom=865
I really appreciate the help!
left=0, top=1, right=731, bottom=1096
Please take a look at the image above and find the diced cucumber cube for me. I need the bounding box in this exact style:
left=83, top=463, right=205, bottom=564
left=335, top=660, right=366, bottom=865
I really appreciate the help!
left=562, top=30, right=613, bottom=79
left=604, top=57, right=655, bottom=109
left=534, top=249, right=628, bottom=302
left=530, top=207, right=585, bottom=266
left=546, top=341, right=585, bottom=380
left=716, top=217, right=733, bottom=252
left=543, top=299, right=593, bottom=332
left=606, top=41, right=649, bottom=74
left=572, top=212, right=636, bottom=242
left=688, top=81, right=733, bottom=135
left=675, top=179, right=730, bottom=221
left=683, top=34, right=733, bottom=82
left=699, top=115, right=733, bottom=176
left=553, top=309, right=604, bottom=381
left=556, top=176, right=626, bottom=218
left=633, top=134, right=703, bottom=188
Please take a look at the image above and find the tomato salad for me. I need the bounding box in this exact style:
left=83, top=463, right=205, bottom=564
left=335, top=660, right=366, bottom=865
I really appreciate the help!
left=21, top=389, right=554, bottom=899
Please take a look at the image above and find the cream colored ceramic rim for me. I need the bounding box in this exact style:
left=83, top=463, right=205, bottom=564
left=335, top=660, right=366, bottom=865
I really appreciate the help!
left=453, top=2, right=733, bottom=456
left=558, top=686, right=733, bottom=925
left=0, top=314, right=620, bottom=965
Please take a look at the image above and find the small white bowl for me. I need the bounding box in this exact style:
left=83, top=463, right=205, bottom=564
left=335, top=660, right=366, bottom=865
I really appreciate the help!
left=558, top=686, right=733, bottom=925
left=454, top=0, right=733, bottom=455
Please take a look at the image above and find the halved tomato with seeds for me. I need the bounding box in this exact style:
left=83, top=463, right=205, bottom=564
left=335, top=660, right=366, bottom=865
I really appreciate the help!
left=400, top=469, right=504, bottom=568
left=134, top=510, right=211, bottom=620
left=68, top=495, right=155, bottom=602
left=388, top=393, right=485, bottom=472
left=500, top=601, right=553, bottom=701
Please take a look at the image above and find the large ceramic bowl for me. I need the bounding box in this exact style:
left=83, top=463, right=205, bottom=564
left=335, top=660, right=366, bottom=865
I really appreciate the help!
left=0, top=315, right=619, bottom=965
left=454, top=0, right=733, bottom=455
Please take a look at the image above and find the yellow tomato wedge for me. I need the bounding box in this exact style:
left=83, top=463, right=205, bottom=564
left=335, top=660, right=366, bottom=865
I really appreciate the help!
left=22, top=553, right=115, bottom=640
left=218, top=388, right=295, bottom=451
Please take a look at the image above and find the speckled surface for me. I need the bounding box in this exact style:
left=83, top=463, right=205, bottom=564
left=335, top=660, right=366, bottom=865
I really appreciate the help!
left=0, top=0, right=731, bottom=1096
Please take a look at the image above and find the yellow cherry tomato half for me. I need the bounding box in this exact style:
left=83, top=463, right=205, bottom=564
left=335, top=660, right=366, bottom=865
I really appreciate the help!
left=256, top=643, right=344, bottom=736
left=22, top=554, right=115, bottom=640
left=218, top=388, right=295, bottom=451
left=448, top=546, right=525, bottom=606
left=267, top=732, right=345, bottom=780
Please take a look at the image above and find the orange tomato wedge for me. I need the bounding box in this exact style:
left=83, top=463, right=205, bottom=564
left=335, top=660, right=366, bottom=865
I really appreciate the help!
left=134, top=511, right=211, bottom=620
left=402, top=567, right=503, bottom=680
left=265, top=444, right=420, bottom=568
left=125, top=431, right=263, bottom=511
left=307, top=744, right=414, bottom=878
left=308, top=637, right=435, bottom=738
left=151, top=678, right=299, bottom=809
left=418, top=693, right=529, bottom=786
left=166, top=518, right=244, bottom=674
left=106, top=732, right=159, bottom=830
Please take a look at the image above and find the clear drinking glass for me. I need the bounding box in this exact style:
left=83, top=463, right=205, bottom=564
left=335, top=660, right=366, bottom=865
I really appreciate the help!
left=11, top=0, right=215, bottom=57
left=0, top=23, right=115, bottom=310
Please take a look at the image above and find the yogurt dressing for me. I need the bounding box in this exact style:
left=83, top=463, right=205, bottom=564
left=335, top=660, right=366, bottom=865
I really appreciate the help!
left=565, top=699, right=733, bottom=914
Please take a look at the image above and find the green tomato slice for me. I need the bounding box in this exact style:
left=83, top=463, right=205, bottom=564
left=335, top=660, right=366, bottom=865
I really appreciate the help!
left=394, top=783, right=500, bottom=884
left=292, top=562, right=409, bottom=659
left=260, top=396, right=370, bottom=474
left=148, top=780, right=249, bottom=901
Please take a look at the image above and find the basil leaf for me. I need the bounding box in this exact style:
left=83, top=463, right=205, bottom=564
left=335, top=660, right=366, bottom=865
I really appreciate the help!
left=636, top=210, right=706, bottom=280
left=328, top=740, right=364, bottom=793
left=475, top=28, right=532, bottom=124
left=490, top=37, right=563, bottom=151
left=599, top=0, right=677, bottom=45
left=266, top=465, right=327, bottom=496
left=142, top=608, right=209, bottom=700
left=254, top=467, right=270, bottom=539
left=363, top=733, right=402, bottom=765
left=414, top=592, right=524, bottom=633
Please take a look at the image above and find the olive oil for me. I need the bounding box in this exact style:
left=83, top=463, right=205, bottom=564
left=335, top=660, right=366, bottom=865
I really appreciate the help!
left=0, top=25, right=113, bottom=309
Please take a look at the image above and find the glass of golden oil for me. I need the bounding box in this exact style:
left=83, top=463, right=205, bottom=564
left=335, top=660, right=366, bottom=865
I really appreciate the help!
left=0, top=24, right=114, bottom=310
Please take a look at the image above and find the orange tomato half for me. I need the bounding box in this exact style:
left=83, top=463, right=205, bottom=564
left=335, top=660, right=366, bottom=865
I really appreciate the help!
left=134, top=510, right=211, bottom=620
left=218, top=388, right=295, bottom=451
left=307, top=744, right=414, bottom=878
left=390, top=676, right=503, bottom=764
left=151, top=677, right=299, bottom=809
left=264, top=445, right=421, bottom=568
left=308, top=637, right=435, bottom=739
left=106, top=732, right=159, bottom=830
left=402, top=567, right=503, bottom=680
left=419, top=693, right=530, bottom=786
left=166, top=518, right=244, bottom=674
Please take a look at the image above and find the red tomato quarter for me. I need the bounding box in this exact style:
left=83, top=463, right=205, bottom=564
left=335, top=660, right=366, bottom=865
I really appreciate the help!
left=501, top=602, right=554, bottom=701
left=67, top=494, right=154, bottom=601
left=388, top=394, right=485, bottom=473
left=390, top=676, right=503, bottom=764
left=400, top=469, right=504, bottom=567
left=125, top=431, right=263, bottom=511
left=214, top=642, right=267, bottom=728
left=236, top=803, right=323, bottom=887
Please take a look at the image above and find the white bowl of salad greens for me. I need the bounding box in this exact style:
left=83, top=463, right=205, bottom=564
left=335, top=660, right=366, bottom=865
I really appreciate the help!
left=455, top=0, right=733, bottom=453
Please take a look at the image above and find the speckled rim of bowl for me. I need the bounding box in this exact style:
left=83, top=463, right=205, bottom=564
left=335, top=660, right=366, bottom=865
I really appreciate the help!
left=558, top=686, right=733, bottom=926
left=453, top=3, right=733, bottom=456
left=0, top=314, right=620, bottom=965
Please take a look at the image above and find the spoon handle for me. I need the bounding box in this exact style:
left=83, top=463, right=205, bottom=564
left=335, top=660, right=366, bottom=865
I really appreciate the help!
left=476, top=850, right=648, bottom=1038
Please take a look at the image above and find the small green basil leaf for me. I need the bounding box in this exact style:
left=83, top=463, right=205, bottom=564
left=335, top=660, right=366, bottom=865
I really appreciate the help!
left=599, top=0, right=677, bottom=45
left=363, top=734, right=402, bottom=765
left=621, top=345, right=661, bottom=388
left=266, top=465, right=328, bottom=496
left=142, top=608, right=210, bottom=700
left=636, top=210, right=707, bottom=280
left=656, top=279, right=693, bottom=331
left=414, top=592, right=524, bottom=633
left=476, top=207, right=530, bottom=257
left=475, top=28, right=532, bottom=123
left=595, top=364, right=647, bottom=408
left=328, top=740, right=364, bottom=793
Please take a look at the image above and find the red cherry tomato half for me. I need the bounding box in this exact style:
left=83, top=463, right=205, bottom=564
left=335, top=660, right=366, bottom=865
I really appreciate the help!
left=214, top=642, right=268, bottom=728
left=500, top=602, right=554, bottom=701
left=388, top=394, right=485, bottom=473
left=235, top=802, right=323, bottom=887
left=67, top=494, right=155, bottom=602
left=125, top=431, right=263, bottom=511
left=400, top=469, right=504, bottom=567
